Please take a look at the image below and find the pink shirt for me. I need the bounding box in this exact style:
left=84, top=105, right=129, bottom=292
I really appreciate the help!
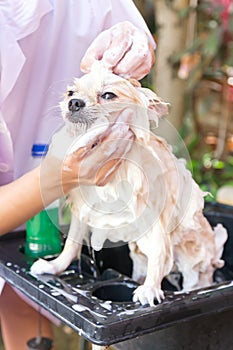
left=0, top=0, right=154, bottom=185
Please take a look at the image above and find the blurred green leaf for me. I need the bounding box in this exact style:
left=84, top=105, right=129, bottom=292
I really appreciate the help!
left=212, top=159, right=225, bottom=169
left=229, top=15, right=233, bottom=32
left=202, top=27, right=222, bottom=57
left=178, top=6, right=192, bottom=20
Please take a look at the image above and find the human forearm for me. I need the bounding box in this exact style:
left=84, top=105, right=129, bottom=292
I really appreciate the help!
left=0, top=167, right=56, bottom=235
left=0, top=121, right=134, bottom=235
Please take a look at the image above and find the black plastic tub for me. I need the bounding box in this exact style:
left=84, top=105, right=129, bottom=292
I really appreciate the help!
left=0, top=202, right=232, bottom=348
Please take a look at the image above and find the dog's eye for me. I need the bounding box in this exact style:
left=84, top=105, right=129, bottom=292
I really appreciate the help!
left=101, top=92, right=117, bottom=100
left=67, top=90, right=74, bottom=97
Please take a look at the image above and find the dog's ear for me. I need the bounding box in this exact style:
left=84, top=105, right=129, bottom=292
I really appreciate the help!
left=137, top=87, right=170, bottom=124
left=128, top=78, right=142, bottom=87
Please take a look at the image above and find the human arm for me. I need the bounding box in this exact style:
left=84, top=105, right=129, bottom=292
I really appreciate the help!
left=0, top=125, right=134, bottom=236
left=0, top=167, right=46, bottom=235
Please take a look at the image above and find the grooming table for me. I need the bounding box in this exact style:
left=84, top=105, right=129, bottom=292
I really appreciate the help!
left=0, top=202, right=233, bottom=348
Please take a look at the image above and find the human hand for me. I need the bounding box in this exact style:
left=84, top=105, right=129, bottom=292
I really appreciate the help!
left=61, top=122, right=134, bottom=190
left=39, top=113, right=134, bottom=205
left=80, top=21, right=155, bottom=80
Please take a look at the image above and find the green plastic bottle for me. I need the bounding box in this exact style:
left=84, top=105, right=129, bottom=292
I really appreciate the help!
left=25, top=144, right=62, bottom=258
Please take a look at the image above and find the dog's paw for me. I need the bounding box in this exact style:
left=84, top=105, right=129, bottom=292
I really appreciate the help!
left=133, top=284, right=165, bottom=306
left=30, top=259, right=58, bottom=275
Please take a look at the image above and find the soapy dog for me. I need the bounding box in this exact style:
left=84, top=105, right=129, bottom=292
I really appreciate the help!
left=31, top=63, right=227, bottom=306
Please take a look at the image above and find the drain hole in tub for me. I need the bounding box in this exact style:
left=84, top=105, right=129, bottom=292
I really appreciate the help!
left=92, top=282, right=138, bottom=302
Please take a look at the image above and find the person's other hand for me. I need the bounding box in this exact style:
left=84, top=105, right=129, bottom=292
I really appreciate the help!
left=39, top=109, right=135, bottom=205
left=80, top=21, right=155, bottom=81
left=61, top=122, right=134, bottom=191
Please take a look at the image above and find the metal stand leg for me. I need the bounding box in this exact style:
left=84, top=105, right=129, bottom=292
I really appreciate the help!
left=26, top=308, right=53, bottom=350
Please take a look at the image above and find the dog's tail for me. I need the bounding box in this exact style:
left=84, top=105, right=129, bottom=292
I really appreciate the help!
left=212, top=223, right=228, bottom=268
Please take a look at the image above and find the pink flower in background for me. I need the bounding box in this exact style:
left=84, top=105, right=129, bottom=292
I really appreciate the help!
left=214, top=0, right=232, bottom=28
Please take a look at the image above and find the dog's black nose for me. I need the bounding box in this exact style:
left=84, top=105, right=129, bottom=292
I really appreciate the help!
left=68, top=99, right=85, bottom=112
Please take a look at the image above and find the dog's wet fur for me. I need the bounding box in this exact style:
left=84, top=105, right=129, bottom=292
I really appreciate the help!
left=31, top=64, right=228, bottom=306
